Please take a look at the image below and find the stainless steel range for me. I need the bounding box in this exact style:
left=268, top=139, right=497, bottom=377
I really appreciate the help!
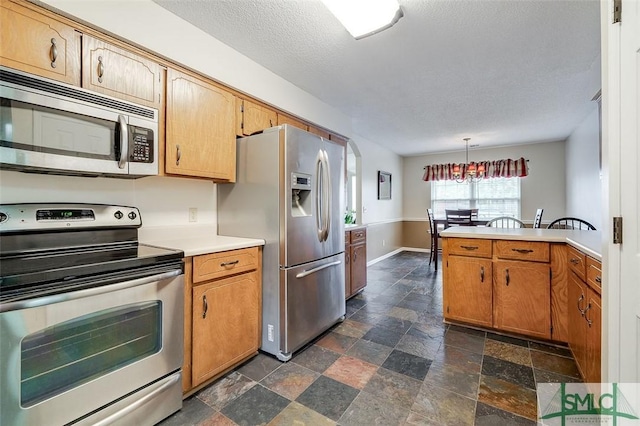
left=0, top=203, right=184, bottom=426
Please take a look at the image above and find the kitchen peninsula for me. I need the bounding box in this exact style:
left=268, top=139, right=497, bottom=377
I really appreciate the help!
left=440, top=226, right=602, bottom=382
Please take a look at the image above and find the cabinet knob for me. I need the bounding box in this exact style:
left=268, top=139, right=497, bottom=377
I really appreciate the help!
left=49, top=38, right=58, bottom=68
left=176, top=144, right=181, bottom=166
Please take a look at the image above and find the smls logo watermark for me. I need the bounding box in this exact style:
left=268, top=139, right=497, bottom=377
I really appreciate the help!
left=538, top=383, right=640, bottom=425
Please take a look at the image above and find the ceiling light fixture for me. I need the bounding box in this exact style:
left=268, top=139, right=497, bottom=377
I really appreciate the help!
left=452, top=138, right=486, bottom=183
left=321, top=0, right=403, bottom=40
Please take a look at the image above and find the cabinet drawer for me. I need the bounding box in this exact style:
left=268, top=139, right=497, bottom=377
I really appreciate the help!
left=193, top=247, right=259, bottom=283
left=345, top=231, right=350, bottom=245
left=447, top=238, right=491, bottom=258
left=586, top=257, right=602, bottom=294
left=351, top=228, right=366, bottom=244
left=567, top=246, right=587, bottom=281
left=494, top=240, right=549, bottom=262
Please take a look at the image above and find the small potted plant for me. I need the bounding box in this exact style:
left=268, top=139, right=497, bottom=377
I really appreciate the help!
left=344, top=209, right=356, bottom=225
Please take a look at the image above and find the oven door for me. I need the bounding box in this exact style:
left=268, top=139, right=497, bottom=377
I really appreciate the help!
left=0, top=269, right=183, bottom=426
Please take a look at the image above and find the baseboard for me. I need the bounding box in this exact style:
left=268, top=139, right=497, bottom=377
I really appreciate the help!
left=367, top=247, right=432, bottom=266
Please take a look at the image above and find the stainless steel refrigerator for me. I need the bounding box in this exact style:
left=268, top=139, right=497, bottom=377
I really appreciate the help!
left=218, top=125, right=346, bottom=361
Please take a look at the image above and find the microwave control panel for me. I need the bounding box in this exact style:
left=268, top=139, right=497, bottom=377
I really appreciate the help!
left=129, top=126, right=154, bottom=163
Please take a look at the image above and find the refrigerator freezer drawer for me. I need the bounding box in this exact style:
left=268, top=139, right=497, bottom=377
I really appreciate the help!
left=282, top=254, right=346, bottom=356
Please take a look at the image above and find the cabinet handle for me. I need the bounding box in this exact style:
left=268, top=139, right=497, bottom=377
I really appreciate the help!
left=505, top=268, right=510, bottom=286
left=269, top=119, right=273, bottom=127
left=97, top=55, right=104, bottom=83
left=584, top=302, right=592, bottom=326
left=595, top=276, right=602, bottom=284
left=577, top=294, right=585, bottom=315
left=176, top=145, right=181, bottom=165
left=220, top=260, right=239, bottom=267
left=460, top=245, right=478, bottom=251
left=50, top=38, right=58, bottom=68
left=512, top=248, right=533, bottom=254
left=202, top=295, right=208, bottom=319
left=345, top=253, right=350, bottom=264
left=353, top=251, right=357, bottom=262
left=480, top=266, right=484, bottom=283
left=570, top=258, right=580, bottom=265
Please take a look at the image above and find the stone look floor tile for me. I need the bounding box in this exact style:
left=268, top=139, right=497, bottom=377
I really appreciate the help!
left=267, top=401, right=336, bottom=426
left=261, top=362, right=319, bottom=400
left=323, top=355, right=378, bottom=389
left=333, top=319, right=373, bottom=339
left=235, top=353, right=283, bottom=382
left=196, top=371, right=257, bottom=411
left=530, top=350, right=582, bottom=378
left=315, top=331, right=358, bottom=354
left=411, top=382, right=476, bottom=426
left=534, top=368, right=584, bottom=384
left=221, top=385, right=290, bottom=426
left=529, top=341, right=573, bottom=358
left=474, top=401, right=536, bottom=426
left=362, top=367, right=422, bottom=410
left=339, top=391, right=409, bottom=426
left=443, top=329, right=486, bottom=354
left=362, top=325, right=404, bottom=347
left=478, top=374, right=538, bottom=421
left=291, top=344, right=341, bottom=373
left=482, top=355, right=536, bottom=390
left=486, top=332, right=530, bottom=347
left=424, top=362, right=480, bottom=399
left=295, top=376, right=359, bottom=421
left=345, top=339, right=394, bottom=365
left=484, top=339, right=533, bottom=367
left=431, top=343, right=483, bottom=374
left=382, top=349, right=432, bottom=381
left=198, top=412, right=238, bottom=426
left=395, top=333, right=442, bottom=359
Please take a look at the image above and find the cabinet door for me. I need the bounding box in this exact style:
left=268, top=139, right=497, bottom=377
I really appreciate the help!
left=350, top=243, right=367, bottom=295
left=567, top=273, right=587, bottom=376
left=585, top=288, right=601, bottom=383
left=493, top=260, right=551, bottom=339
left=0, top=1, right=80, bottom=85
left=308, top=125, right=331, bottom=139
left=277, top=113, right=308, bottom=131
left=236, top=99, right=277, bottom=136
left=165, top=68, right=236, bottom=181
left=82, top=35, right=162, bottom=108
left=444, top=256, right=493, bottom=328
left=191, top=272, right=260, bottom=386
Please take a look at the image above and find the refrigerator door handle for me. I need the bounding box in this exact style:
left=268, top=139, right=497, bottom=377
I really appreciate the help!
left=295, top=260, right=342, bottom=279
left=322, top=149, right=331, bottom=242
left=315, top=150, right=325, bottom=242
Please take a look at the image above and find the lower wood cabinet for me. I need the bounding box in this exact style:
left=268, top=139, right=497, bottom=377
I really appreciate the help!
left=444, top=255, right=493, bottom=327
left=345, top=227, right=367, bottom=299
left=567, top=248, right=601, bottom=383
left=183, top=246, right=262, bottom=394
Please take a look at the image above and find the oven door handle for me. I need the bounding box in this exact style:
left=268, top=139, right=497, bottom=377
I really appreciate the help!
left=92, top=372, right=181, bottom=426
left=0, top=269, right=182, bottom=313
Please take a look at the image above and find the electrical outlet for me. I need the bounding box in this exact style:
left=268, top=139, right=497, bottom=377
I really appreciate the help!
left=188, top=208, right=198, bottom=222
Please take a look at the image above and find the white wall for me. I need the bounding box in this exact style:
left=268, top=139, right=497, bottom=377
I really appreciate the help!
left=565, top=106, right=602, bottom=230
left=351, top=135, right=403, bottom=225
left=402, top=141, right=567, bottom=224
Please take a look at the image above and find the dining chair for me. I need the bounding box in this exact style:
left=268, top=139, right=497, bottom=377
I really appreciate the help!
left=546, top=217, right=596, bottom=230
left=445, top=209, right=473, bottom=228
left=533, top=208, right=544, bottom=229
left=426, top=209, right=438, bottom=269
left=486, top=216, right=526, bottom=228
left=471, top=208, right=479, bottom=219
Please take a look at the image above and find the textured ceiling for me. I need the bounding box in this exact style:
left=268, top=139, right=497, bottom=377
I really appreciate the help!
left=153, top=0, right=601, bottom=156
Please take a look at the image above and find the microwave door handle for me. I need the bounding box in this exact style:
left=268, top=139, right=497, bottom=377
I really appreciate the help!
left=117, top=114, right=128, bottom=169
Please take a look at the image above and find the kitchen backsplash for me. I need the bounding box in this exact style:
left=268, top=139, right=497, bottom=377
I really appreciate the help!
left=0, top=170, right=217, bottom=227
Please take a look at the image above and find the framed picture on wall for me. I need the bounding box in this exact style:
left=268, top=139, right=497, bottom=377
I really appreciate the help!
left=378, top=171, right=392, bottom=200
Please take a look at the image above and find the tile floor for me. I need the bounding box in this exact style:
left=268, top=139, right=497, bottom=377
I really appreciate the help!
left=159, top=251, right=582, bottom=426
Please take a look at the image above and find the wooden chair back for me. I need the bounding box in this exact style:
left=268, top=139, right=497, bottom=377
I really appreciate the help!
left=486, top=216, right=526, bottom=228
left=546, top=217, right=596, bottom=230
left=445, top=209, right=473, bottom=227
left=533, top=208, right=544, bottom=229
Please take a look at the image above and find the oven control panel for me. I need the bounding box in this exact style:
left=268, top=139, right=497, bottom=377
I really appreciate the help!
left=0, top=204, right=142, bottom=232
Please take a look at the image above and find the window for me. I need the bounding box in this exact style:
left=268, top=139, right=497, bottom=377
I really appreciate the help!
left=431, top=178, right=521, bottom=219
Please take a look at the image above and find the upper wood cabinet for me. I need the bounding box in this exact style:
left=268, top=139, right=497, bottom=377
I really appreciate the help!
left=165, top=68, right=236, bottom=182
left=236, top=98, right=276, bottom=136
left=0, top=0, right=81, bottom=85
left=308, top=125, right=331, bottom=139
left=82, top=35, right=163, bottom=108
left=277, top=113, right=308, bottom=131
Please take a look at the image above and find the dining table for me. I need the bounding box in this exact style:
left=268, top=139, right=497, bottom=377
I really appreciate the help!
left=431, top=217, right=489, bottom=270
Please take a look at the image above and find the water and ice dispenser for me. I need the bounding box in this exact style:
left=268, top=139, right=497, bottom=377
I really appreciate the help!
left=291, top=172, right=312, bottom=217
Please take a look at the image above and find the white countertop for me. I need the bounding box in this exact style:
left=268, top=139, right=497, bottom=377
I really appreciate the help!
left=440, top=227, right=602, bottom=260
left=139, top=225, right=265, bottom=257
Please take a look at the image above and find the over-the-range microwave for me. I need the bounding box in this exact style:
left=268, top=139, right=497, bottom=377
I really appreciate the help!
left=0, top=67, right=158, bottom=178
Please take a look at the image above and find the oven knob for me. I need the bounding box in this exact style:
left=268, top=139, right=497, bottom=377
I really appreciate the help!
left=128, top=211, right=137, bottom=220
left=114, top=211, right=123, bottom=219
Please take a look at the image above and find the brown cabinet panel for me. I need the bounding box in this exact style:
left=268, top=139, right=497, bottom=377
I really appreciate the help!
left=585, top=288, right=601, bottom=382
left=351, top=228, right=366, bottom=244
left=586, top=257, right=602, bottom=295
left=191, top=272, right=260, bottom=386
left=567, top=246, right=587, bottom=281
left=568, top=272, right=588, bottom=377
left=1, top=1, right=81, bottom=85
left=277, top=113, right=308, bottom=131
left=308, top=125, right=331, bottom=139
left=493, top=260, right=550, bottom=339
left=165, top=68, right=236, bottom=181
left=550, top=244, right=569, bottom=342
left=494, top=240, right=550, bottom=262
left=236, top=98, right=277, bottom=136
left=447, top=238, right=492, bottom=258
left=444, top=256, right=493, bottom=328
left=82, top=35, right=162, bottom=108
left=350, top=243, right=367, bottom=295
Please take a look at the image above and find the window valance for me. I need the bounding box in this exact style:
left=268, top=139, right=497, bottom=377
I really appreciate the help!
left=422, top=158, right=529, bottom=182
